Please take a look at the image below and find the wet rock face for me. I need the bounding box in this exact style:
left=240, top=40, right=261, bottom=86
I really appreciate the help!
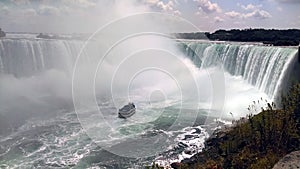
left=273, top=151, right=300, bottom=169
left=170, top=162, right=181, bottom=169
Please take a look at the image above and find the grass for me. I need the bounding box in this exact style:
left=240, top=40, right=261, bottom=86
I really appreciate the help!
left=153, top=83, right=300, bottom=169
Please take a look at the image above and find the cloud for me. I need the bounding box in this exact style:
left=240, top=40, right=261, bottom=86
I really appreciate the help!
left=0, top=4, right=36, bottom=18
left=277, top=7, right=283, bottom=11
left=226, top=3, right=272, bottom=20
left=174, top=10, right=181, bottom=15
left=33, top=0, right=97, bottom=16
left=1, top=0, right=155, bottom=33
left=61, top=0, right=97, bottom=9
left=10, top=0, right=30, bottom=5
left=273, top=0, right=300, bottom=3
left=38, top=5, right=60, bottom=16
left=214, top=16, right=224, bottom=23
left=233, top=21, right=246, bottom=25
left=194, top=0, right=222, bottom=14
left=225, top=9, right=271, bottom=20
left=241, top=4, right=262, bottom=11
left=0, top=6, right=9, bottom=15
left=77, top=0, right=97, bottom=8
left=245, top=10, right=272, bottom=19
left=157, top=1, right=174, bottom=11
left=144, top=0, right=181, bottom=15
left=225, top=11, right=241, bottom=19
left=144, top=0, right=160, bottom=5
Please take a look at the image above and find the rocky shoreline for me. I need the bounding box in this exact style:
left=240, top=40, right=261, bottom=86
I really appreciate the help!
left=272, top=151, right=300, bottom=169
left=168, top=84, right=300, bottom=169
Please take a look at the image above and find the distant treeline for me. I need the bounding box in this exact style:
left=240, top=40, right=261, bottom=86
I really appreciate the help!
left=175, top=29, right=300, bottom=46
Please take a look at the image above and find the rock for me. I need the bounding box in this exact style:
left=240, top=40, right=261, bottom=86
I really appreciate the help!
left=0, top=28, right=6, bottom=38
left=184, top=149, right=192, bottom=155
left=170, top=162, right=181, bottom=169
left=273, top=151, right=300, bottom=169
left=37, top=33, right=51, bottom=39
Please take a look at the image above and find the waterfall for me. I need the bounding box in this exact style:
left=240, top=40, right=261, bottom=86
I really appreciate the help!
left=0, top=38, right=298, bottom=101
left=0, top=39, right=83, bottom=77
left=179, top=41, right=298, bottom=100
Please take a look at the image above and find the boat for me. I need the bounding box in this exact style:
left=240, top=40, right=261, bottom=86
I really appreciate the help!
left=118, top=102, right=136, bottom=118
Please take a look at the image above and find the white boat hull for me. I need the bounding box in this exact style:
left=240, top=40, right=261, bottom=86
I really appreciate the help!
left=118, top=108, right=136, bottom=118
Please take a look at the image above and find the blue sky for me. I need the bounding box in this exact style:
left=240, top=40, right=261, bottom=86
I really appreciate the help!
left=0, top=0, right=299, bottom=33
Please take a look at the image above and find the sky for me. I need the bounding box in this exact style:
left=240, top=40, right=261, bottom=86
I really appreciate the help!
left=0, top=0, right=299, bottom=33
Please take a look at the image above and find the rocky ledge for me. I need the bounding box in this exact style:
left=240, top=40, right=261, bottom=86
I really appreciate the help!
left=273, top=151, right=300, bottom=169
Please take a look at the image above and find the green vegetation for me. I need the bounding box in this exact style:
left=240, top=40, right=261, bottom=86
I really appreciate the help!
left=175, top=29, right=300, bottom=46
left=169, top=83, right=300, bottom=169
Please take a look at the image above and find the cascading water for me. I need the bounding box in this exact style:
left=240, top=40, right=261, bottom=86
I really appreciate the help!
left=1, top=39, right=297, bottom=100
left=0, top=39, right=83, bottom=77
left=179, top=41, right=298, bottom=100
left=0, top=36, right=298, bottom=168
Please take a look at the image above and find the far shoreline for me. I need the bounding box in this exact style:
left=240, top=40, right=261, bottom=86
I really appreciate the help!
left=2, top=28, right=300, bottom=47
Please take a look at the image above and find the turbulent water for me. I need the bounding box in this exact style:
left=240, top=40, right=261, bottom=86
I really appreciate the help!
left=0, top=35, right=298, bottom=168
